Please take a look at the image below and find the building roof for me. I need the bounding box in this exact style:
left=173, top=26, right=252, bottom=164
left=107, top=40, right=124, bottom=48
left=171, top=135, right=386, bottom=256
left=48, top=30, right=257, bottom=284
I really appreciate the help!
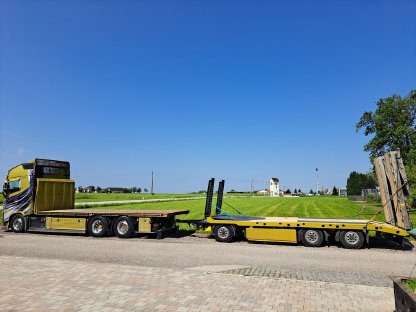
left=270, top=178, right=279, bottom=182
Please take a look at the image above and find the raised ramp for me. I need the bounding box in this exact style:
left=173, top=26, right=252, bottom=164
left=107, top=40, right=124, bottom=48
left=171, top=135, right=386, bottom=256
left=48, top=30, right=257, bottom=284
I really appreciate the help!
left=374, top=151, right=411, bottom=229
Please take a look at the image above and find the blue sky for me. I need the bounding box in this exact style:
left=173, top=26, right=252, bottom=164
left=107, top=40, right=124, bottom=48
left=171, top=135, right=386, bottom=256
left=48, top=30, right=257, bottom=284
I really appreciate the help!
left=1, top=0, right=415, bottom=193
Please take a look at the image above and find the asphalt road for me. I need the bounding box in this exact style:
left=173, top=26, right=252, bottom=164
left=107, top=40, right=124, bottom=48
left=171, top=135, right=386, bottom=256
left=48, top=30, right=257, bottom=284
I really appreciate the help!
left=1, top=231, right=415, bottom=287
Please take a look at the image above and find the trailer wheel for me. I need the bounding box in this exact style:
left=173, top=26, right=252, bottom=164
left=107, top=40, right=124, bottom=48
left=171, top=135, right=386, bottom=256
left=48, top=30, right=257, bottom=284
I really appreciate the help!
left=339, top=231, right=364, bottom=249
left=10, top=214, right=26, bottom=233
left=88, top=216, right=108, bottom=237
left=214, top=225, right=235, bottom=243
left=301, top=229, right=324, bottom=247
left=113, top=216, right=135, bottom=238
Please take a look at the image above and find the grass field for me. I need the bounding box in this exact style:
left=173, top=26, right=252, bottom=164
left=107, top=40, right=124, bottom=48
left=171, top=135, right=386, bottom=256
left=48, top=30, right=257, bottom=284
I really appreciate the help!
left=77, top=196, right=416, bottom=225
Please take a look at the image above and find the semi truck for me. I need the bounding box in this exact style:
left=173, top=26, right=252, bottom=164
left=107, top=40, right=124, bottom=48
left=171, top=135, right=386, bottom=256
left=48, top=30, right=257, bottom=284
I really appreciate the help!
left=2, top=153, right=414, bottom=248
left=2, top=159, right=188, bottom=239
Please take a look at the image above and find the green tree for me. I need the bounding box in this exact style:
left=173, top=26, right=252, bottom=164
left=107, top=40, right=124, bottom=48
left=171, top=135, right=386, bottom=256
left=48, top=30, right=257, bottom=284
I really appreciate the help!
left=347, top=171, right=377, bottom=196
left=332, top=186, right=338, bottom=196
left=356, top=89, right=416, bottom=164
left=347, top=172, right=361, bottom=195
left=356, top=89, right=416, bottom=206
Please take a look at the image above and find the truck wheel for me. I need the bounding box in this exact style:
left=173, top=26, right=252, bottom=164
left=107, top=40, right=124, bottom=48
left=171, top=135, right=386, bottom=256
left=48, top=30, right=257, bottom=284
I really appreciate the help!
left=88, top=216, right=108, bottom=237
left=11, top=214, right=26, bottom=233
left=113, top=216, right=135, bottom=238
left=301, top=229, right=324, bottom=247
left=214, top=225, right=235, bottom=243
left=340, top=231, right=364, bottom=249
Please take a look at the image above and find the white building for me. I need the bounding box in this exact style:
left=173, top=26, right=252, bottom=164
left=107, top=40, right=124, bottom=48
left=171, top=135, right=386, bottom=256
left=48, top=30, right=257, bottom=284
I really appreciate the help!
left=270, top=178, right=280, bottom=197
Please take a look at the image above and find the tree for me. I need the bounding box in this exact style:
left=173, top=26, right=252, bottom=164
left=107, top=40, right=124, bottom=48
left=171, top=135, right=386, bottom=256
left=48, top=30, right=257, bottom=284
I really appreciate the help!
left=332, top=186, right=339, bottom=196
left=77, top=186, right=83, bottom=193
left=137, top=187, right=142, bottom=194
left=285, top=189, right=291, bottom=194
left=96, top=186, right=102, bottom=193
left=356, top=90, right=416, bottom=165
left=143, top=188, right=148, bottom=193
left=356, top=90, right=416, bottom=207
left=346, top=171, right=376, bottom=196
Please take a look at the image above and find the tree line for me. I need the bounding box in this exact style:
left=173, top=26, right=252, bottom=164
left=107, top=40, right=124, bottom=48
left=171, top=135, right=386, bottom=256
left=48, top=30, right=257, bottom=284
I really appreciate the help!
left=77, top=186, right=149, bottom=193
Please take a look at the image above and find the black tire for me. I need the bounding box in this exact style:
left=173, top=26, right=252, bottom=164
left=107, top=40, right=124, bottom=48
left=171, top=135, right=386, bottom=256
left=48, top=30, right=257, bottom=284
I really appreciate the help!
left=10, top=214, right=26, bottom=233
left=88, top=216, right=109, bottom=237
left=214, top=225, right=235, bottom=243
left=113, top=216, right=135, bottom=238
left=339, top=230, right=364, bottom=249
left=301, top=229, right=324, bottom=247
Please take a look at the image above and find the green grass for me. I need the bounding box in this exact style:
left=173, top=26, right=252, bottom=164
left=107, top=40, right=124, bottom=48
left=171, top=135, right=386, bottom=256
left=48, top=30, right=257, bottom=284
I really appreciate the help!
left=80, top=196, right=416, bottom=224
left=404, top=279, right=416, bottom=292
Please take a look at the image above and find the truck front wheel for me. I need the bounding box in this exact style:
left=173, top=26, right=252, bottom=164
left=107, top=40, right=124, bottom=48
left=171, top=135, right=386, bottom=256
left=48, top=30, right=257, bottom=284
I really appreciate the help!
left=10, top=214, right=26, bottom=233
left=88, top=216, right=109, bottom=237
left=214, top=225, right=235, bottom=243
left=113, top=216, right=135, bottom=238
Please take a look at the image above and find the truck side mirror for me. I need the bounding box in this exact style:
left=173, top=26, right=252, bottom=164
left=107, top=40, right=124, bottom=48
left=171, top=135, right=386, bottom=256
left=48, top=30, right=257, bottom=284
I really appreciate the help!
left=2, top=182, right=8, bottom=197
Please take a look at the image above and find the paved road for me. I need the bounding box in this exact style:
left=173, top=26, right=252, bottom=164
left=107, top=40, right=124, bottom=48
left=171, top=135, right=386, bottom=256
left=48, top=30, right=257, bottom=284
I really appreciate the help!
left=1, top=231, right=415, bottom=287
left=1, top=232, right=415, bottom=311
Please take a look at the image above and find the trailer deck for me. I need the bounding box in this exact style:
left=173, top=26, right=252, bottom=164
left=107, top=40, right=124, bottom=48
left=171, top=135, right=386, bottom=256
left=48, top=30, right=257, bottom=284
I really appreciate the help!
left=207, top=215, right=409, bottom=237
left=38, top=209, right=189, bottom=218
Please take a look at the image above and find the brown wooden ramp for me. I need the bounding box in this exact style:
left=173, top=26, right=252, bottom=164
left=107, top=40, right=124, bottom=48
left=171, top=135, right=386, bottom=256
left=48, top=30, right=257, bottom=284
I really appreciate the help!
left=374, top=150, right=411, bottom=229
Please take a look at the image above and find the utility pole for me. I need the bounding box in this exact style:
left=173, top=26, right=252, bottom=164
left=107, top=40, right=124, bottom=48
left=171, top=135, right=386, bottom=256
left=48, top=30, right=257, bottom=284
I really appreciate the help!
left=250, top=178, right=254, bottom=196
left=151, top=171, right=154, bottom=195
left=316, top=168, right=319, bottom=194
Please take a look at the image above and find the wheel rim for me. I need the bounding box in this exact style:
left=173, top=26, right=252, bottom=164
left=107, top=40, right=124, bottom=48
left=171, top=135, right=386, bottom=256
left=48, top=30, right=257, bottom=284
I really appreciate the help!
left=305, top=230, right=319, bottom=244
left=117, top=220, right=129, bottom=235
left=217, top=227, right=229, bottom=239
left=344, top=231, right=360, bottom=245
left=91, top=220, right=104, bottom=234
left=12, top=217, right=23, bottom=231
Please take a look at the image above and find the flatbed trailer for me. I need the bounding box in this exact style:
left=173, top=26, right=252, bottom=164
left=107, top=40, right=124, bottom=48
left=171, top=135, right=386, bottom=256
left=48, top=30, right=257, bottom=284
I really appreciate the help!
left=2, top=159, right=188, bottom=239
left=206, top=215, right=410, bottom=248
left=201, top=175, right=414, bottom=249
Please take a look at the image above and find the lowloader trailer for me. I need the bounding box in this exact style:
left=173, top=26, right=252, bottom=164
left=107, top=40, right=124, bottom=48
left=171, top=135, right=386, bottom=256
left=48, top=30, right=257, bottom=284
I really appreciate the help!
left=199, top=154, right=415, bottom=249
left=2, top=159, right=188, bottom=239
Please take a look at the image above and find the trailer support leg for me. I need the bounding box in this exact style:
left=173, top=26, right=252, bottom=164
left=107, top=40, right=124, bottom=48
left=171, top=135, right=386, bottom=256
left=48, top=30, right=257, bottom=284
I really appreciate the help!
left=363, top=227, right=370, bottom=249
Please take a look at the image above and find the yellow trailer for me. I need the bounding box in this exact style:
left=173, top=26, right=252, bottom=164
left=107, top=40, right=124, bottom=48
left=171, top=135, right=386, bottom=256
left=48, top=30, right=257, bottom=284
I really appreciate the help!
left=201, top=176, right=414, bottom=249
left=206, top=216, right=410, bottom=249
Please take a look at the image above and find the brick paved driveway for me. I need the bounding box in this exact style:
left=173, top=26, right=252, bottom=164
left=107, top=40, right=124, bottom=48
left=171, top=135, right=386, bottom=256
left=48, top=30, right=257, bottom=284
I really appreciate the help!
left=0, top=256, right=393, bottom=312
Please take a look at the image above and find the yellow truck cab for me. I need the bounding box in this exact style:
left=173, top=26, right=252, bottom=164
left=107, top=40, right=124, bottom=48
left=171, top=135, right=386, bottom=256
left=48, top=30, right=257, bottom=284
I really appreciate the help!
left=2, top=159, right=73, bottom=232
